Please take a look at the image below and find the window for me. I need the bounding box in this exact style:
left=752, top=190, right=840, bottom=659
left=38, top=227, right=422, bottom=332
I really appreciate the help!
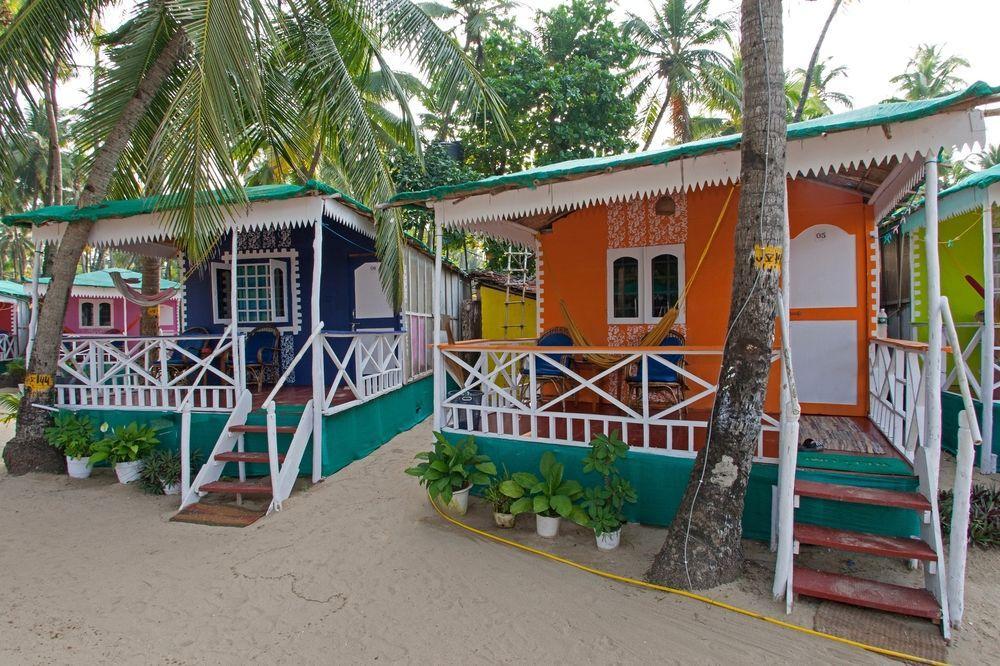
left=80, top=300, right=113, bottom=329
left=606, top=244, right=685, bottom=324
left=212, top=256, right=293, bottom=326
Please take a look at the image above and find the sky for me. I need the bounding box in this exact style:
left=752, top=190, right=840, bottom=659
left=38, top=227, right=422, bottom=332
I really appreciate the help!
left=59, top=0, right=999, bottom=155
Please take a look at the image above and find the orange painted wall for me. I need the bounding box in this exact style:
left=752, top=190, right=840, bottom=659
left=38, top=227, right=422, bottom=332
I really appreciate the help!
left=538, top=178, right=874, bottom=416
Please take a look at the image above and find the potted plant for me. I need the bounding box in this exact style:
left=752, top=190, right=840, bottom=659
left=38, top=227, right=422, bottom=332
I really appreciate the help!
left=90, top=421, right=162, bottom=484
left=139, top=449, right=193, bottom=495
left=483, top=469, right=516, bottom=528
left=405, top=433, right=496, bottom=516
left=501, top=451, right=586, bottom=537
left=580, top=431, right=637, bottom=550
left=45, top=411, right=97, bottom=479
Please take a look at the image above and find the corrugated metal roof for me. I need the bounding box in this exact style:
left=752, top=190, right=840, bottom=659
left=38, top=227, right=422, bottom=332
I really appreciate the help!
left=37, top=268, right=180, bottom=290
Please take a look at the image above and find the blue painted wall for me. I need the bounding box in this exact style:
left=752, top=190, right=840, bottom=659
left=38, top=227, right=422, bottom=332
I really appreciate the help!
left=183, top=215, right=401, bottom=387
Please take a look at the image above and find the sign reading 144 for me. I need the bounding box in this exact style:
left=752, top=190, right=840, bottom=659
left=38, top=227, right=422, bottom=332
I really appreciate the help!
left=24, top=373, right=54, bottom=393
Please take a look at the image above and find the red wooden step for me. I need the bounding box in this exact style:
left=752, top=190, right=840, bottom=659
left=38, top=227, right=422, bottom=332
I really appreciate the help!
left=199, top=479, right=273, bottom=495
left=794, top=479, right=930, bottom=511
left=214, top=451, right=284, bottom=464
left=794, top=523, right=936, bottom=561
left=793, top=566, right=940, bottom=620
left=229, top=424, right=297, bottom=435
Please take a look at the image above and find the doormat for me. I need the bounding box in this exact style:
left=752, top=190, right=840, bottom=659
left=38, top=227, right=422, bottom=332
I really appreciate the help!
left=813, top=601, right=947, bottom=663
left=799, top=416, right=886, bottom=455
left=171, top=502, right=267, bottom=528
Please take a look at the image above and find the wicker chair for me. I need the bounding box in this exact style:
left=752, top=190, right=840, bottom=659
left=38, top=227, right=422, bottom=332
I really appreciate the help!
left=625, top=329, right=687, bottom=417
left=244, top=325, right=282, bottom=393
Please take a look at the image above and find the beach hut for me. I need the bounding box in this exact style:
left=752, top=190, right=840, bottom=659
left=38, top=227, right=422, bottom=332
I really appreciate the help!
left=36, top=268, right=183, bottom=337
left=3, top=181, right=468, bottom=518
left=468, top=269, right=538, bottom=341
left=385, top=83, right=999, bottom=634
left=0, top=279, right=29, bottom=359
left=899, top=164, right=1000, bottom=475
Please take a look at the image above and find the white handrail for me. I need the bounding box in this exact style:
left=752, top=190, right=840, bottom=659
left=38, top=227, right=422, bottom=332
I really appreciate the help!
left=773, top=291, right=801, bottom=607
left=260, top=322, right=324, bottom=409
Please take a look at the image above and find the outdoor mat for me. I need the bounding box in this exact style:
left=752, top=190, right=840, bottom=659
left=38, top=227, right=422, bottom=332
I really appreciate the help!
left=800, top=416, right=886, bottom=455
left=170, top=502, right=266, bottom=528
left=813, top=601, right=947, bottom=663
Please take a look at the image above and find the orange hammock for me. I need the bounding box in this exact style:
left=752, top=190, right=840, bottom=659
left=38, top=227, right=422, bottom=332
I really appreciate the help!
left=560, top=186, right=736, bottom=368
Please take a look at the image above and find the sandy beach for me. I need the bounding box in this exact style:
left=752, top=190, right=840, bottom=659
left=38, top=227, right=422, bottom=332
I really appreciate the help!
left=0, top=416, right=996, bottom=664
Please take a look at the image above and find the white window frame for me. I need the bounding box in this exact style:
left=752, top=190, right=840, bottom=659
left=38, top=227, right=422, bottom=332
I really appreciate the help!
left=79, top=299, right=115, bottom=329
left=210, top=254, right=294, bottom=327
left=606, top=244, right=686, bottom=325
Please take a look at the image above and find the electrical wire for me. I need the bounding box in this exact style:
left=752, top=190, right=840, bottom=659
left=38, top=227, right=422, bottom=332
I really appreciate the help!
left=428, top=497, right=946, bottom=666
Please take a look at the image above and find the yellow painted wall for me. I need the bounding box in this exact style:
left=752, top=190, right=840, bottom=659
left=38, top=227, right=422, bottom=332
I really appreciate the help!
left=481, top=284, right=537, bottom=340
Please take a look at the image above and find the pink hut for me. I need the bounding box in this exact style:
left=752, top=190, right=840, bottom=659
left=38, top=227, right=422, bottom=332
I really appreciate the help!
left=37, top=268, right=182, bottom=336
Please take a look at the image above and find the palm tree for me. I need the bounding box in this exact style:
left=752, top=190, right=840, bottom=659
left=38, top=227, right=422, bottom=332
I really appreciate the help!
left=625, top=0, right=733, bottom=148
left=0, top=0, right=503, bottom=473
left=888, top=43, right=969, bottom=101
left=788, top=58, right=852, bottom=118
left=975, top=145, right=1000, bottom=170
left=791, top=0, right=844, bottom=123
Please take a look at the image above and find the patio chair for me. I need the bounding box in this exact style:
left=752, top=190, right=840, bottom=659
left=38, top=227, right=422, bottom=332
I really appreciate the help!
left=244, top=325, right=282, bottom=393
left=518, top=327, right=573, bottom=403
left=625, top=329, right=687, bottom=417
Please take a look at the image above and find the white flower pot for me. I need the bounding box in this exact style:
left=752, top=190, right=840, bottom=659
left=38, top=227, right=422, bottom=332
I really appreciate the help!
left=162, top=481, right=181, bottom=495
left=596, top=527, right=622, bottom=551
left=493, top=511, right=515, bottom=528
left=114, top=460, right=144, bottom=484
left=441, top=485, right=471, bottom=516
left=66, top=456, right=91, bottom=479
left=536, top=514, right=561, bottom=538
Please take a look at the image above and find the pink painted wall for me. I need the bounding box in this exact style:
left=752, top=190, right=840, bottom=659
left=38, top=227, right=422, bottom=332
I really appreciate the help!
left=60, top=294, right=182, bottom=336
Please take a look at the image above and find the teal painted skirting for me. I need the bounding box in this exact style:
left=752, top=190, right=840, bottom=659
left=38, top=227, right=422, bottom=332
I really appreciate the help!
left=443, top=433, right=921, bottom=541
left=942, top=390, right=1000, bottom=466
left=63, top=375, right=435, bottom=479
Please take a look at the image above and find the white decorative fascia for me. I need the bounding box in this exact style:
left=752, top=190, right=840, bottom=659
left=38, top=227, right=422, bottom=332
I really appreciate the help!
left=323, top=197, right=375, bottom=238
left=31, top=195, right=329, bottom=249
left=432, top=109, right=987, bottom=243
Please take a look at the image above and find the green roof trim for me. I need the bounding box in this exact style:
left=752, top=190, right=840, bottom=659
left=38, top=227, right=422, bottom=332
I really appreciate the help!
left=900, top=163, right=1000, bottom=231
left=387, top=81, right=1000, bottom=207
left=0, top=280, right=27, bottom=300
left=2, top=180, right=370, bottom=227
left=37, top=268, right=180, bottom=291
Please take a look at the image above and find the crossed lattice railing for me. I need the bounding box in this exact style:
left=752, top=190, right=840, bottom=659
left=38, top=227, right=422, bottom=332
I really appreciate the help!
left=55, top=328, right=242, bottom=411
left=323, top=330, right=405, bottom=414
left=867, top=337, right=927, bottom=462
left=438, top=341, right=780, bottom=461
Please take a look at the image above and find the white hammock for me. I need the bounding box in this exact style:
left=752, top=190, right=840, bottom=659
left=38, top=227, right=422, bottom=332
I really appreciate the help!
left=110, top=271, right=180, bottom=307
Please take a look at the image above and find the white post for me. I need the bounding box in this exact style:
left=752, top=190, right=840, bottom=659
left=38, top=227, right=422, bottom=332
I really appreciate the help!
left=229, top=222, right=240, bottom=391
left=534, top=235, right=542, bottom=331
left=948, top=409, right=975, bottom=627
left=311, top=219, right=324, bottom=482
left=180, top=403, right=192, bottom=507
left=432, top=208, right=445, bottom=430
left=982, top=196, right=996, bottom=474
left=25, top=247, right=41, bottom=365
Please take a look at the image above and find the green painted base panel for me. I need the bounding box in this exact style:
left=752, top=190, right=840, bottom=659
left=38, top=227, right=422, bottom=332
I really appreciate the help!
left=445, top=433, right=920, bottom=541
left=942, top=390, right=1000, bottom=466
left=66, top=376, right=435, bottom=479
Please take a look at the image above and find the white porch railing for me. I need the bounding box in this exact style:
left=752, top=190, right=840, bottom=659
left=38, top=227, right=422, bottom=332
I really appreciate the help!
left=404, top=311, right=433, bottom=380
left=55, top=326, right=243, bottom=412
left=942, top=322, right=1000, bottom=400
left=322, top=330, right=406, bottom=415
left=867, top=337, right=928, bottom=463
left=0, top=333, right=15, bottom=361
left=438, top=341, right=780, bottom=461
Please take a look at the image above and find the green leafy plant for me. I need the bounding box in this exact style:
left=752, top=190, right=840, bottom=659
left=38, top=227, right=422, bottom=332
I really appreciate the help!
left=44, top=412, right=97, bottom=459
left=483, top=467, right=514, bottom=514
left=580, top=431, right=637, bottom=536
left=940, top=485, right=1000, bottom=548
left=5, top=357, right=25, bottom=382
left=500, top=451, right=587, bottom=522
left=90, top=422, right=163, bottom=465
left=138, top=449, right=203, bottom=495
left=405, top=433, right=496, bottom=504
left=0, top=389, right=23, bottom=424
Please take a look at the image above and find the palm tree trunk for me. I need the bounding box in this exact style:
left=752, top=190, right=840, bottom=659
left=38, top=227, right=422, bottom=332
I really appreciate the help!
left=4, top=30, right=189, bottom=475
left=643, top=97, right=671, bottom=150
left=139, top=256, right=161, bottom=336
left=647, top=0, right=787, bottom=589
left=792, top=0, right=842, bottom=123
left=670, top=94, right=693, bottom=144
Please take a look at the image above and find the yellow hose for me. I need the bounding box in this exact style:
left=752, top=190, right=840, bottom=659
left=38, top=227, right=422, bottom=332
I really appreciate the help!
left=429, top=498, right=946, bottom=666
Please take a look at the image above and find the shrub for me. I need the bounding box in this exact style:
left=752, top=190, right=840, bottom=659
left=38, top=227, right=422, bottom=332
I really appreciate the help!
left=45, top=412, right=97, bottom=459
left=90, top=422, right=162, bottom=465
left=940, top=484, right=1000, bottom=548
left=405, top=433, right=496, bottom=504
left=500, top=451, right=587, bottom=523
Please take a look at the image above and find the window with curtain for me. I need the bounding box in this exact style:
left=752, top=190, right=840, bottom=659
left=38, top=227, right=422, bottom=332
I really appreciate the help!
left=650, top=253, right=679, bottom=318
left=212, top=257, right=292, bottom=325
left=98, top=302, right=112, bottom=327
left=612, top=256, right=639, bottom=319
left=80, top=302, right=94, bottom=327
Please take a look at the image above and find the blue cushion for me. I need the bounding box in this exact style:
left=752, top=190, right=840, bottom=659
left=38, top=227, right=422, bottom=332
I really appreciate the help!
left=628, top=335, right=683, bottom=384
left=525, top=331, right=573, bottom=377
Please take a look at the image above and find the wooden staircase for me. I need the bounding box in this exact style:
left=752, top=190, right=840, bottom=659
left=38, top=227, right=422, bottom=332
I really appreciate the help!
left=789, top=478, right=947, bottom=626
left=177, top=390, right=316, bottom=519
